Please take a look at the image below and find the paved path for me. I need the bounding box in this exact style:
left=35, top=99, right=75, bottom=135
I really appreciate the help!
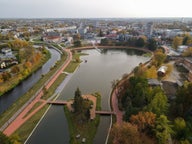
left=3, top=48, right=72, bottom=136
left=111, top=88, right=123, bottom=124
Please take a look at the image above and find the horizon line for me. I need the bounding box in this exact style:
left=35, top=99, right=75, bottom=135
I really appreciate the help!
left=0, top=16, right=192, bottom=19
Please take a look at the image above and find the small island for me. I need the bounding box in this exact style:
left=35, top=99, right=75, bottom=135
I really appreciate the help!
left=64, top=88, right=101, bottom=144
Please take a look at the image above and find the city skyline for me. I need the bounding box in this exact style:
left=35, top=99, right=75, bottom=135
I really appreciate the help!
left=0, top=0, right=192, bottom=18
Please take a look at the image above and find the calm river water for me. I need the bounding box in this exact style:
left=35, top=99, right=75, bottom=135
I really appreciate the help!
left=26, top=48, right=150, bottom=144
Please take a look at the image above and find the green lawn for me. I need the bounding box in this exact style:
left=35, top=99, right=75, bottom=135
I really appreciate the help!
left=13, top=105, right=49, bottom=143
left=65, top=52, right=87, bottom=73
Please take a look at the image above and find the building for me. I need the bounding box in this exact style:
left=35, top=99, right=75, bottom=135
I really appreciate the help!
left=1, top=48, right=12, bottom=56
left=157, top=66, right=168, bottom=77
left=145, top=22, right=153, bottom=38
left=43, top=32, right=62, bottom=43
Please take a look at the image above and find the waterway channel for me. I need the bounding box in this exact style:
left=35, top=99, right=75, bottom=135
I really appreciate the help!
left=26, top=48, right=150, bottom=144
left=0, top=48, right=61, bottom=114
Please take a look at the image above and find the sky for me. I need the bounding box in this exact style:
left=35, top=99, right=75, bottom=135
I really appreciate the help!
left=0, top=0, right=191, bottom=18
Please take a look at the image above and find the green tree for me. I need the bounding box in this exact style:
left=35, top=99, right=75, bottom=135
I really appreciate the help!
left=148, top=38, right=157, bottom=51
left=98, top=29, right=104, bottom=37
left=146, top=91, right=168, bottom=116
left=173, top=117, right=188, bottom=142
left=73, top=40, right=82, bottom=47
left=135, top=37, right=145, bottom=47
left=172, top=36, right=183, bottom=50
left=154, top=115, right=173, bottom=144
left=0, top=132, right=12, bottom=144
left=73, top=88, right=83, bottom=113
left=175, top=82, right=192, bottom=117
left=182, top=34, right=192, bottom=45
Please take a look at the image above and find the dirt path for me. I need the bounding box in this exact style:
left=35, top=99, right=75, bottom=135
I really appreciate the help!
left=3, top=49, right=72, bottom=136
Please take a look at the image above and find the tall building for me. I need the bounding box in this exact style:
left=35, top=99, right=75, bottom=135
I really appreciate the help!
left=145, top=22, right=153, bottom=38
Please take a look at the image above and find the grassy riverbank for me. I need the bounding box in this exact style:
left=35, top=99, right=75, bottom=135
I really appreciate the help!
left=13, top=105, right=49, bottom=143
left=0, top=51, right=67, bottom=128
left=11, top=73, right=67, bottom=143
left=64, top=92, right=101, bottom=144
left=65, top=52, right=88, bottom=73
left=0, top=50, right=51, bottom=97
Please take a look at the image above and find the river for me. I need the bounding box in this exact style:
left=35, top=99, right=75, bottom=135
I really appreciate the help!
left=26, top=48, right=150, bottom=144
left=0, top=48, right=61, bottom=114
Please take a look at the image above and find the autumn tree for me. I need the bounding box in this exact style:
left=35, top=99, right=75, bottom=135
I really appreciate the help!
left=130, top=111, right=156, bottom=133
left=110, top=122, right=141, bottom=144
left=145, top=65, right=157, bottom=79
left=11, top=65, right=20, bottom=74
left=1, top=72, right=11, bottom=81
left=182, top=47, right=192, bottom=57
left=172, top=36, right=183, bottom=50
left=152, top=49, right=166, bottom=67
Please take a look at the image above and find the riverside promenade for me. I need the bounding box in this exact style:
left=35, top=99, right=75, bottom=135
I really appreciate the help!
left=3, top=48, right=72, bottom=136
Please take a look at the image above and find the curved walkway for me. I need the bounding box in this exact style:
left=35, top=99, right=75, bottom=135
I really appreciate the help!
left=72, top=45, right=153, bottom=54
left=3, top=48, right=72, bottom=136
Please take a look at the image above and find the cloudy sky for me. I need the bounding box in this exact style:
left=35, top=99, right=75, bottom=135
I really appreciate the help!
left=0, top=0, right=191, bottom=18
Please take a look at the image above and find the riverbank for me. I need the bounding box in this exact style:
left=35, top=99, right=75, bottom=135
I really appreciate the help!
left=2, top=48, right=71, bottom=136
left=0, top=49, right=51, bottom=97
left=0, top=50, right=66, bottom=129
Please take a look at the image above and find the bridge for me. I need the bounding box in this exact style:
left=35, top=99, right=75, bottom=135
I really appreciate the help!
left=95, top=111, right=115, bottom=115
left=92, top=42, right=102, bottom=53
left=47, top=100, right=68, bottom=105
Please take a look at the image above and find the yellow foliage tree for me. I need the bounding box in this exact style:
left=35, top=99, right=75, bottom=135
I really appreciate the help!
left=145, top=66, right=157, bottom=79
left=172, top=36, right=183, bottom=50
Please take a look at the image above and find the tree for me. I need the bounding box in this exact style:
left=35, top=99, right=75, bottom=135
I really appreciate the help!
left=148, top=38, right=157, bottom=51
left=11, top=66, right=20, bottom=74
left=130, top=111, right=156, bottom=133
left=135, top=37, right=145, bottom=47
left=172, top=36, right=183, bottom=50
left=182, top=34, right=192, bottom=45
left=175, top=82, right=192, bottom=117
left=173, top=117, right=188, bottom=142
left=153, top=49, right=166, bottom=67
left=182, top=47, right=192, bottom=57
left=98, top=29, right=104, bottom=37
left=154, top=115, right=173, bottom=144
left=110, top=122, right=141, bottom=144
left=145, top=65, right=157, bottom=79
left=0, top=131, right=12, bottom=144
left=73, top=40, right=82, bottom=47
left=2, top=72, right=11, bottom=81
left=146, top=91, right=168, bottom=116
left=73, top=88, right=83, bottom=113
